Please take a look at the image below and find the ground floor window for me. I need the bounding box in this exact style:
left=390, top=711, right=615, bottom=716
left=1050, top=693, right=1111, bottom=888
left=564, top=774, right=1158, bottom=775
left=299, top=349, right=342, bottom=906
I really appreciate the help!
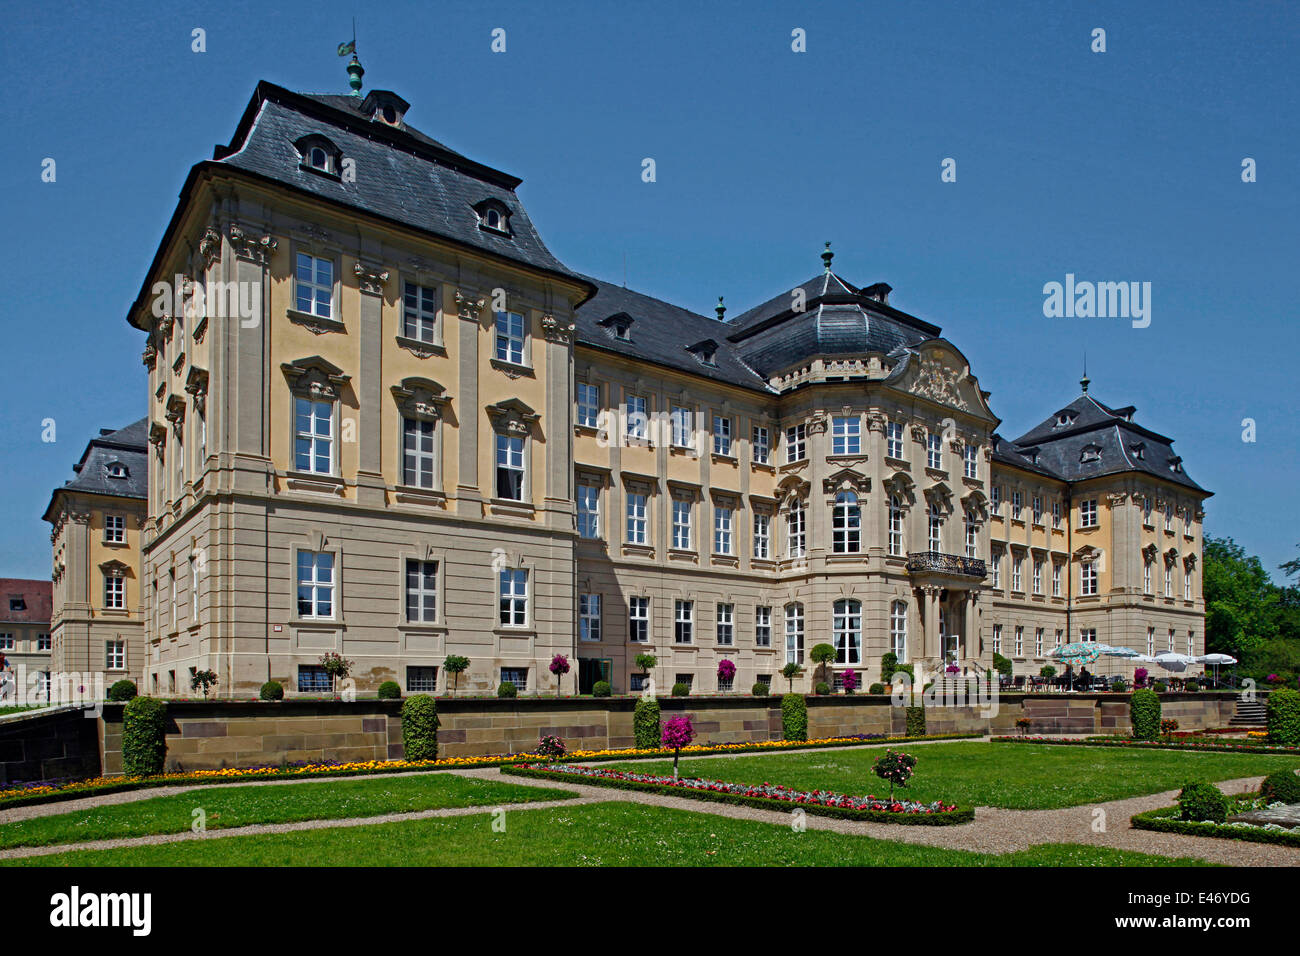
left=755, top=674, right=771, bottom=690
left=630, top=673, right=647, bottom=692
left=674, top=673, right=694, bottom=692
left=298, top=665, right=330, bottom=693
left=578, top=658, right=611, bottom=694
left=500, top=667, right=528, bottom=691
left=407, top=666, right=438, bottom=693
left=106, top=640, right=125, bottom=670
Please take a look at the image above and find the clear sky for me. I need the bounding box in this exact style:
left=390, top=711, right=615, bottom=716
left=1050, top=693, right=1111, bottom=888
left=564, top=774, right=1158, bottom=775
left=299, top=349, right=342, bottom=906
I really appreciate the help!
left=3, top=0, right=1296, bottom=580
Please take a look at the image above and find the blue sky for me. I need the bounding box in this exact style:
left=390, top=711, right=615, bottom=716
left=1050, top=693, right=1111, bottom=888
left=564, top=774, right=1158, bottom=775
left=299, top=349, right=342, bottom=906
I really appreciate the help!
left=3, top=0, right=1297, bottom=579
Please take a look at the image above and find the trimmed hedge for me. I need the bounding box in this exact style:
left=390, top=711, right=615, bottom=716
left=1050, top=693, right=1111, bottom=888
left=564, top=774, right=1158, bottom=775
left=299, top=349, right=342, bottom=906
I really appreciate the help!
left=671, top=682, right=690, bottom=697
left=1129, top=688, right=1161, bottom=740
left=993, top=735, right=1300, bottom=755
left=781, top=694, right=808, bottom=741
left=1267, top=688, right=1300, bottom=745
left=1259, top=770, right=1300, bottom=804
left=259, top=680, right=284, bottom=701
left=121, top=697, right=168, bottom=777
left=592, top=681, right=612, bottom=698
left=1132, top=802, right=1300, bottom=849
left=814, top=682, right=830, bottom=696
left=377, top=681, right=401, bottom=700
left=905, top=706, right=925, bottom=737
left=633, top=696, right=661, bottom=749
left=751, top=682, right=769, bottom=697
left=107, top=680, right=137, bottom=702
left=1177, top=782, right=1227, bottom=823
left=400, top=694, right=439, bottom=760
left=501, top=764, right=975, bottom=825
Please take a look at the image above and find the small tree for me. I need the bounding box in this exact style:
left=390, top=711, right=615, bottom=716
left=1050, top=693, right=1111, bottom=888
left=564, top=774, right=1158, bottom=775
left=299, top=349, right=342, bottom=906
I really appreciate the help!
left=661, top=713, right=695, bottom=780
left=1039, top=665, right=1056, bottom=679
left=549, top=654, right=571, bottom=696
left=443, top=655, right=470, bottom=695
left=872, top=749, right=917, bottom=801
left=842, top=668, right=858, bottom=695
left=717, top=658, right=737, bottom=691
left=536, top=734, right=566, bottom=761
left=190, top=669, right=219, bottom=700
left=781, top=662, right=803, bottom=693
left=319, top=652, right=353, bottom=699
left=810, top=643, right=836, bottom=686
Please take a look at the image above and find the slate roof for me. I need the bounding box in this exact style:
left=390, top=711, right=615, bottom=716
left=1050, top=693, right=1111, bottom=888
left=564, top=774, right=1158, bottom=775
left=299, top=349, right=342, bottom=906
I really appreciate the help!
left=43, top=418, right=149, bottom=522
left=0, top=580, right=52, bottom=626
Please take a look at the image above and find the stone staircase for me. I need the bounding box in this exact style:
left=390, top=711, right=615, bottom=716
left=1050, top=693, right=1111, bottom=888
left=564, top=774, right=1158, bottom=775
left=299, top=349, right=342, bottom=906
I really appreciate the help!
left=1229, top=696, right=1268, bottom=727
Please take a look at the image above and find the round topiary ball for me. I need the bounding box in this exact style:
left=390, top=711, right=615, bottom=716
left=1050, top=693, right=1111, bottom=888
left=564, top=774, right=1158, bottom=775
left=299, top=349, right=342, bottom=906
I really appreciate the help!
left=671, top=682, right=690, bottom=697
left=868, top=683, right=886, bottom=695
left=751, top=682, right=769, bottom=696
left=377, top=680, right=401, bottom=700
left=815, top=682, right=830, bottom=696
left=497, top=681, right=518, bottom=698
left=1259, top=771, right=1300, bottom=805
left=259, top=680, right=284, bottom=701
left=107, top=679, right=137, bottom=702
left=592, top=680, right=612, bottom=698
left=1177, top=782, right=1227, bottom=823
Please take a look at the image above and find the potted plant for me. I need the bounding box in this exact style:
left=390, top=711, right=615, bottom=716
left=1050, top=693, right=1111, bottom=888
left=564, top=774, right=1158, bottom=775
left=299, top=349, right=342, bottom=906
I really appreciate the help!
left=443, top=655, right=470, bottom=696
left=549, top=654, right=571, bottom=696
left=190, top=669, right=219, bottom=700
left=1015, top=716, right=1032, bottom=736
left=842, top=668, right=858, bottom=695
left=872, top=749, right=917, bottom=801
left=717, top=658, right=737, bottom=692
left=319, top=652, right=353, bottom=700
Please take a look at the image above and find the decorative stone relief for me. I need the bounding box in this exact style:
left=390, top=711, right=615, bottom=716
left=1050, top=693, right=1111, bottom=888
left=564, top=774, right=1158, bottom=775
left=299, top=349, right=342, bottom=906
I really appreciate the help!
left=229, top=225, right=278, bottom=264
left=456, top=289, right=485, bottom=321
left=541, top=313, right=575, bottom=345
left=354, top=262, right=390, bottom=296
left=908, top=356, right=969, bottom=410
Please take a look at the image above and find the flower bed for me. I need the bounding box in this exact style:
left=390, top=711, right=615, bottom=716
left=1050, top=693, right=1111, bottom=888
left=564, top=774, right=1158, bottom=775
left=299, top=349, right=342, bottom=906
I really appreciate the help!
left=1130, top=798, right=1300, bottom=849
left=501, top=762, right=974, bottom=824
left=992, top=735, right=1300, bottom=755
left=0, top=731, right=980, bottom=810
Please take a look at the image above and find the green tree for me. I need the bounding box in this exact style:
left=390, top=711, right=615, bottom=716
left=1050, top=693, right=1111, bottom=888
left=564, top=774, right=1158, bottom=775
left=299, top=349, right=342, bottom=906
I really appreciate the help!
left=443, top=655, right=470, bottom=695
left=1203, top=536, right=1279, bottom=657
left=780, top=662, right=803, bottom=693
left=809, top=643, right=836, bottom=685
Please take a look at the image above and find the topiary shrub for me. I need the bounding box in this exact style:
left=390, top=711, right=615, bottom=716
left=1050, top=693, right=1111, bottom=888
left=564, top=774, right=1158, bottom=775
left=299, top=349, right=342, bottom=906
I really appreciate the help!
left=259, top=680, right=283, bottom=701
left=992, top=653, right=1013, bottom=680
left=671, top=682, right=690, bottom=697
left=1184, top=680, right=1200, bottom=692
left=781, top=693, right=808, bottom=742
left=122, top=697, right=167, bottom=777
left=497, top=680, right=518, bottom=698
left=1259, top=771, right=1300, bottom=805
left=880, top=652, right=898, bottom=684
left=592, top=680, right=612, bottom=698
left=400, top=694, right=439, bottom=760
left=905, top=706, right=925, bottom=737
left=1110, top=678, right=1127, bottom=693
left=633, top=696, right=661, bottom=749
left=868, top=682, right=885, bottom=695
left=377, top=680, right=401, bottom=700
left=1130, top=688, right=1162, bottom=740
left=1267, top=688, right=1300, bottom=745
left=751, top=682, right=769, bottom=696
left=1177, top=782, right=1228, bottom=823
left=814, top=681, right=830, bottom=696
left=107, top=679, right=137, bottom=702
left=1152, top=681, right=1168, bottom=693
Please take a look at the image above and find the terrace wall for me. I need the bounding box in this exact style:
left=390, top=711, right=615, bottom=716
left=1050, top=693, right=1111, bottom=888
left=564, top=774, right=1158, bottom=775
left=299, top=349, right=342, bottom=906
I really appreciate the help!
left=0, top=706, right=103, bottom=784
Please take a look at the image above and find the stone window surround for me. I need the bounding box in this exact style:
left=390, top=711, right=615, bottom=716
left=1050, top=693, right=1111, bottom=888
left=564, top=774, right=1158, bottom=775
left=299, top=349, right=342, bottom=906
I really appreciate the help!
left=391, top=376, right=450, bottom=499
left=286, top=240, right=345, bottom=333
left=397, top=544, right=448, bottom=631
left=396, top=272, right=447, bottom=357
left=281, top=357, right=350, bottom=493
left=290, top=536, right=344, bottom=626
left=486, top=398, right=539, bottom=512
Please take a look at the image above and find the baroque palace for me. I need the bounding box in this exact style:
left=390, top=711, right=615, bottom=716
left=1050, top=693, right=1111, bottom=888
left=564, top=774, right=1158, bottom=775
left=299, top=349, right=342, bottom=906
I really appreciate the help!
left=49, top=71, right=1210, bottom=698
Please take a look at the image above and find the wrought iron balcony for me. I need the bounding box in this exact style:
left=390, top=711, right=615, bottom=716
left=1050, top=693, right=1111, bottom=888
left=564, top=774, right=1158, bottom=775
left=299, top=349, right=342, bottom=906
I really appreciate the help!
left=905, top=551, right=987, bottom=579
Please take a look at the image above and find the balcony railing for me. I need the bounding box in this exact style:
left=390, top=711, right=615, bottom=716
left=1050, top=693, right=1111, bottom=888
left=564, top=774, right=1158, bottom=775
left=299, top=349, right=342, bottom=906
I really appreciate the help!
left=906, top=551, right=987, bottom=579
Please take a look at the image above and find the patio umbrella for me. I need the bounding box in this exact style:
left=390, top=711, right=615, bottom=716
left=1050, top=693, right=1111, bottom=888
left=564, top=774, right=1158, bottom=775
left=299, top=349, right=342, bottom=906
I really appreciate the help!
left=1102, top=646, right=1141, bottom=658
left=1195, top=653, right=1237, bottom=687
left=1153, top=651, right=1195, bottom=673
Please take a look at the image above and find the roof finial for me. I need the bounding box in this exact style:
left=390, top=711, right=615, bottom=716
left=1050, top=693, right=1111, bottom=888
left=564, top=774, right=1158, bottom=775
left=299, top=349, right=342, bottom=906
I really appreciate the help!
left=339, top=20, right=363, bottom=95
left=821, top=241, right=834, bottom=273
left=715, top=296, right=726, bottom=322
left=1080, top=353, right=1090, bottom=393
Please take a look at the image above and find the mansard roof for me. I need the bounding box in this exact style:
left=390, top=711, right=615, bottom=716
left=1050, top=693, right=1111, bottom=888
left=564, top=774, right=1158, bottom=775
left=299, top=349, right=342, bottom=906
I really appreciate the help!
left=43, top=418, right=149, bottom=522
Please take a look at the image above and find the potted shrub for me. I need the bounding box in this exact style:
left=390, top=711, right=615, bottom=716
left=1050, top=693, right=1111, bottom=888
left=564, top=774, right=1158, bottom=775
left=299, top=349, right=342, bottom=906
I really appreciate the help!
left=190, top=669, right=219, bottom=700
left=842, top=668, right=858, bottom=695
left=717, top=658, right=737, bottom=692
left=319, top=652, right=353, bottom=700
left=549, top=654, right=571, bottom=696
left=1134, top=667, right=1149, bottom=689
left=872, top=749, right=917, bottom=801
left=443, top=654, right=469, bottom=696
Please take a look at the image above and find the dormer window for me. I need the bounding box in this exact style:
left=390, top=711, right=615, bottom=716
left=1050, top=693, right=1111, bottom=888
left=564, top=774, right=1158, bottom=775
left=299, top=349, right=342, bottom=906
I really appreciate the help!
left=105, top=461, right=128, bottom=479
left=686, top=339, right=719, bottom=367
left=473, top=199, right=512, bottom=236
left=294, top=135, right=342, bottom=178
left=1169, top=455, right=1183, bottom=473
left=598, top=312, right=634, bottom=342
left=1080, top=443, right=1102, bottom=464
left=1130, top=442, right=1146, bottom=460
left=361, top=90, right=410, bottom=128
left=1053, top=411, right=1076, bottom=429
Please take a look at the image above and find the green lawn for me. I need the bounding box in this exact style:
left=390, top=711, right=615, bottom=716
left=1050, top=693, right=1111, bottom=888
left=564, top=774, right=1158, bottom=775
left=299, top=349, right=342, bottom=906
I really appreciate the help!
left=605, top=742, right=1300, bottom=810
left=0, top=773, right=574, bottom=849
left=4, top=801, right=1211, bottom=867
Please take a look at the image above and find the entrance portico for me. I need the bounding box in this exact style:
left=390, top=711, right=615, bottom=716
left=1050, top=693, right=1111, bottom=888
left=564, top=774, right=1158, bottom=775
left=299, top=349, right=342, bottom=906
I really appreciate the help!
left=906, top=552, right=987, bottom=678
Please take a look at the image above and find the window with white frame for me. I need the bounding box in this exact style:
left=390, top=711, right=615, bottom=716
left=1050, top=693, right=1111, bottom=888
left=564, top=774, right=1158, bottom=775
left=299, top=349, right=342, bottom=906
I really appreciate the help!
left=991, top=547, right=1002, bottom=589
left=499, top=568, right=528, bottom=627
left=1146, top=626, right=1155, bottom=656
left=753, top=512, right=770, bottom=559
left=1011, top=553, right=1023, bottom=592
left=629, top=596, right=649, bottom=643
left=832, top=492, right=861, bottom=553
left=964, top=511, right=977, bottom=557
left=190, top=558, right=199, bottom=622
left=577, top=484, right=600, bottom=539
left=714, top=503, right=734, bottom=555
left=784, top=603, right=805, bottom=663
left=671, top=405, right=693, bottom=448
left=402, top=417, right=436, bottom=488
left=626, top=492, right=648, bottom=545
left=886, top=421, right=904, bottom=459
left=296, top=551, right=334, bottom=619
left=0, top=634, right=12, bottom=651
left=1014, top=626, right=1024, bottom=657
left=495, top=433, right=525, bottom=500
left=1187, top=630, right=1195, bottom=656
left=1164, top=562, right=1173, bottom=598
left=963, top=443, right=977, bottom=478
left=1080, top=498, right=1098, bottom=528
left=785, top=424, right=806, bottom=463
left=104, top=573, right=125, bottom=610
left=402, top=281, right=438, bottom=343
left=170, top=570, right=177, bottom=631
left=624, top=394, right=648, bottom=442
left=831, top=415, right=860, bottom=455
left=991, top=484, right=1002, bottom=512
left=1143, top=496, right=1153, bottom=524
left=579, top=593, right=601, bottom=641
left=755, top=606, right=772, bottom=647
left=106, top=640, right=125, bottom=670
left=1055, top=629, right=1063, bottom=648
left=1144, top=558, right=1153, bottom=595
left=1184, top=563, right=1193, bottom=600
left=104, top=514, right=126, bottom=544
left=927, top=431, right=942, bottom=470
left=674, top=600, right=693, bottom=644
left=294, top=396, right=334, bottom=474
left=672, top=498, right=693, bottom=550
left=1035, top=627, right=1044, bottom=657
left=890, top=601, right=908, bottom=662
left=1032, top=558, right=1043, bottom=595
left=1167, top=628, right=1175, bottom=651
left=787, top=501, right=806, bottom=558
left=927, top=503, right=942, bottom=551
left=576, top=382, right=600, bottom=428
left=1164, top=504, right=1174, bottom=532
left=712, top=415, right=732, bottom=456
left=752, top=425, right=770, bottom=464
left=494, top=310, right=526, bottom=365
left=1052, top=498, right=1061, bottom=527
left=1052, top=561, right=1062, bottom=597
left=716, top=603, right=734, bottom=645
left=500, top=667, right=528, bottom=691
left=992, top=623, right=1002, bottom=655
left=1081, top=559, right=1098, bottom=596
left=405, top=559, right=438, bottom=623
left=37, top=632, right=51, bottom=651
left=1032, top=495, right=1043, bottom=524
left=1011, top=490, right=1022, bottom=520
left=833, top=599, right=862, bottom=664
left=1183, top=508, right=1192, bottom=536
left=294, top=252, right=333, bottom=318
left=888, top=495, right=904, bottom=556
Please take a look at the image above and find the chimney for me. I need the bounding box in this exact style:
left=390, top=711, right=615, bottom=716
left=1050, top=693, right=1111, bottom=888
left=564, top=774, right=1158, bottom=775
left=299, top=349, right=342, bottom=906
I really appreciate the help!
left=861, top=282, right=892, bottom=305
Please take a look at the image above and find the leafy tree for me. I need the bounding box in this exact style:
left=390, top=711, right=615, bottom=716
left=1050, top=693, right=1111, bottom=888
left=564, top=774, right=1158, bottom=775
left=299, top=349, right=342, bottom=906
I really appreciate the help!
left=780, top=662, right=803, bottom=692
left=809, top=643, right=836, bottom=685
left=443, top=655, right=470, bottom=695
left=190, top=669, right=219, bottom=700
left=1203, top=536, right=1279, bottom=657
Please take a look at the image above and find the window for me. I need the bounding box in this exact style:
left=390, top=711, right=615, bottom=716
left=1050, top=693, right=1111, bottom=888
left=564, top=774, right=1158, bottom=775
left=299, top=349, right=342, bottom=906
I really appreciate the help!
left=1144, top=559, right=1153, bottom=595
left=307, top=146, right=329, bottom=171
left=890, top=601, right=908, bottom=662
left=1143, top=496, right=1153, bottom=524
left=579, top=593, right=602, bottom=641
left=106, top=640, right=126, bottom=671
left=626, top=492, right=648, bottom=545
left=991, top=485, right=1002, bottom=512
left=106, top=461, right=128, bottom=479
left=1187, top=630, right=1195, bottom=656
left=672, top=498, right=693, bottom=550
left=407, top=666, right=438, bottom=693
left=671, top=405, right=694, bottom=448
left=577, top=484, right=600, bottom=539
left=1052, top=499, right=1062, bottom=527
left=37, top=633, right=51, bottom=651
left=297, top=551, right=335, bottom=618
left=712, top=415, right=732, bottom=456
left=0, top=634, right=12, bottom=651
left=1167, top=628, right=1175, bottom=652
left=294, top=396, right=333, bottom=474
left=786, top=501, right=806, bottom=558
left=888, top=496, right=904, bottom=556
left=1164, top=562, right=1173, bottom=598
left=190, top=558, right=199, bottom=621
left=964, top=511, right=977, bottom=557
left=752, top=425, right=770, bottom=464
left=992, top=623, right=1002, bottom=656
left=1081, top=559, right=1098, bottom=596
left=963, top=443, right=978, bottom=478
left=784, top=603, right=805, bottom=664
left=674, top=673, right=694, bottom=692
left=1081, top=628, right=1098, bottom=644
left=991, top=547, right=1002, bottom=589
left=104, top=514, right=126, bottom=543
left=1032, top=495, right=1043, bottom=524
left=753, top=513, right=771, bottom=559
left=1079, top=499, right=1098, bottom=528
left=831, top=416, right=860, bottom=455
left=1146, top=626, right=1155, bottom=656
left=785, top=424, right=806, bottom=463
left=1184, top=565, right=1193, bottom=600
left=1052, top=561, right=1062, bottom=597
left=500, top=667, right=528, bottom=691
left=1011, top=554, right=1023, bottom=592
left=1164, top=504, right=1174, bottom=533
left=499, top=569, right=528, bottom=627
left=625, top=395, right=648, bottom=442
left=629, top=597, right=649, bottom=643
left=1011, top=491, right=1022, bottom=520
left=886, top=421, right=904, bottom=460
left=495, top=433, right=525, bottom=500
left=576, top=383, right=600, bottom=429
left=755, top=606, right=772, bottom=647
left=494, top=310, right=526, bottom=365
left=1014, top=626, right=1024, bottom=657
left=927, top=432, right=942, bottom=470
left=832, top=492, right=861, bottom=553
left=927, top=503, right=942, bottom=551
left=170, top=570, right=177, bottom=631
left=298, top=665, right=330, bottom=693
left=402, top=281, right=438, bottom=343
left=674, top=600, right=693, bottom=644
left=1035, top=627, right=1044, bottom=657
left=1183, top=508, right=1192, bottom=536
left=1055, top=629, right=1063, bottom=649
left=833, top=599, right=862, bottom=664
left=104, top=574, right=125, bottom=610
left=713, top=504, right=734, bottom=555
left=294, top=252, right=333, bottom=318
left=716, top=603, right=734, bottom=645
left=405, top=559, right=438, bottom=623
left=1032, top=558, right=1043, bottom=595
left=402, top=417, right=436, bottom=488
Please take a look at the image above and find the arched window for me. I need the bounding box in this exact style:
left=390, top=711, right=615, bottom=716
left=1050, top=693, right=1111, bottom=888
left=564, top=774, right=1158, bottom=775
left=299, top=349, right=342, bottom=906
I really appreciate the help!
left=309, top=146, right=329, bottom=170
left=784, top=602, right=804, bottom=664
left=890, top=601, right=908, bottom=662
left=832, top=491, right=860, bottom=553
left=888, top=495, right=904, bottom=556
left=833, top=599, right=861, bottom=664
